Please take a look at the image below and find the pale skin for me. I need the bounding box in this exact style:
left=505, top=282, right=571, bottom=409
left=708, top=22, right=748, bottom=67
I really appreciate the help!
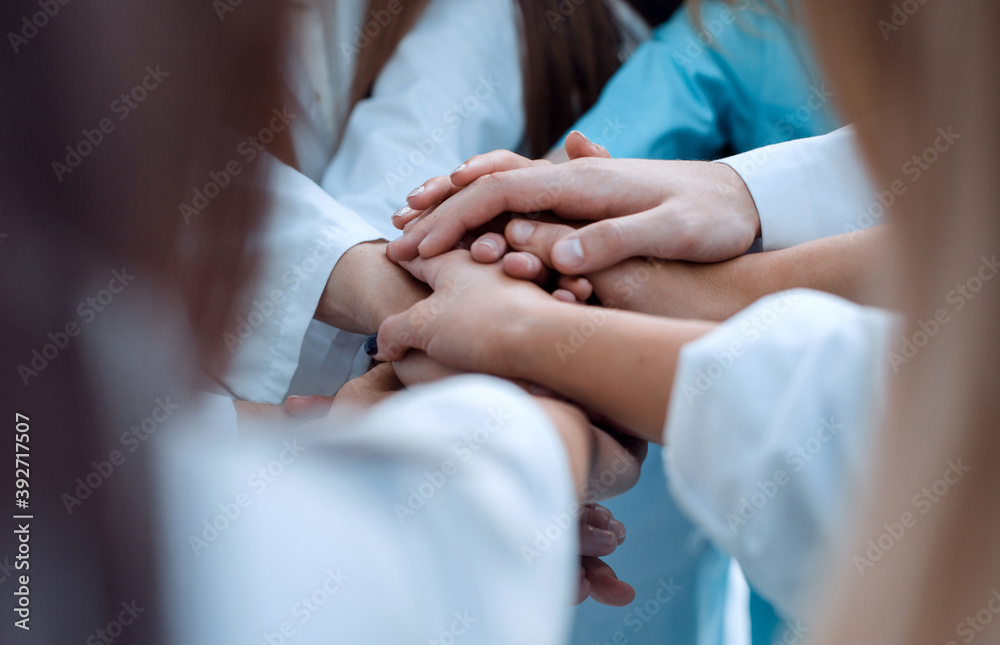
left=373, top=250, right=716, bottom=444
left=375, top=135, right=889, bottom=435
left=283, top=133, right=887, bottom=606
left=492, top=218, right=889, bottom=320
left=388, top=132, right=888, bottom=318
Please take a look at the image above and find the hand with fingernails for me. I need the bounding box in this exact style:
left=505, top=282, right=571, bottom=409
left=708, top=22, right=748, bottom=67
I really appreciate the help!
left=386, top=131, right=761, bottom=283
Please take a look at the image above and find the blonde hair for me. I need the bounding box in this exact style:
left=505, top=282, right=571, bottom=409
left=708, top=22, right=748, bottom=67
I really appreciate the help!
left=800, top=1, right=1000, bottom=643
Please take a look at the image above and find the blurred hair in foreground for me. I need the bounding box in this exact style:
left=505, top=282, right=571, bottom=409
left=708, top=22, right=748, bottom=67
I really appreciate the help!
left=0, top=0, right=284, bottom=641
left=800, top=1, right=1000, bottom=643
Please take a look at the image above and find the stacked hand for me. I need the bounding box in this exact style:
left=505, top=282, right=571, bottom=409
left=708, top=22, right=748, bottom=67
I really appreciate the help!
left=386, top=132, right=763, bottom=320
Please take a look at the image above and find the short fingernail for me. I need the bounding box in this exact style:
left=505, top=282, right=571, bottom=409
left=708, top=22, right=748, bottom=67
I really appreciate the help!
left=572, top=130, right=593, bottom=144
left=597, top=529, right=617, bottom=546
left=392, top=206, right=413, bottom=221
left=609, top=519, right=626, bottom=540
left=476, top=237, right=498, bottom=254
left=451, top=163, right=467, bottom=174
left=508, top=219, right=535, bottom=246
left=591, top=506, right=612, bottom=525
left=553, top=237, right=584, bottom=269
left=407, top=185, right=425, bottom=199
left=363, top=332, right=379, bottom=357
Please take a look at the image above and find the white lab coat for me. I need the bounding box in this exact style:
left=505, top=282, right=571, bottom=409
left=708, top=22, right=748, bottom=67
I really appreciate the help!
left=719, top=126, right=880, bottom=250
left=663, top=289, right=897, bottom=618
left=221, top=0, right=526, bottom=404
left=156, top=377, right=579, bottom=645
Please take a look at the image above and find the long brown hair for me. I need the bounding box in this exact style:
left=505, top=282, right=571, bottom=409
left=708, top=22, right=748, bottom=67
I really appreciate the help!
left=798, top=1, right=1000, bottom=643
left=0, top=0, right=285, bottom=641
left=349, top=0, right=634, bottom=157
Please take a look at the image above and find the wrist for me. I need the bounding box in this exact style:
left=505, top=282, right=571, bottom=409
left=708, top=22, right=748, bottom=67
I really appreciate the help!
left=315, top=241, right=380, bottom=331
left=316, top=240, right=429, bottom=334
left=502, top=298, right=588, bottom=383
left=716, top=162, right=761, bottom=240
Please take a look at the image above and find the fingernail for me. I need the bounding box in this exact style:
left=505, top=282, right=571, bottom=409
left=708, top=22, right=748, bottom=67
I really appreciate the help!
left=553, top=237, right=584, bottom=269
left=571, top=130, right=593, bottom=144
left=609, top=519, right=626, bottom=541
left=407, top=185, right=425, bottom=199
left=392, top=206, right=413, bottom=221
left=451, top=163, right=467, bottom=175
left=508, top=219, right=535, bottom=246
left=476, top=237, right=498, bottom=254
left=590, top=505, right=612, bottom=526
left=363, top=332, right=379, bottom=357
left=597, top=529, right=617, bottom=546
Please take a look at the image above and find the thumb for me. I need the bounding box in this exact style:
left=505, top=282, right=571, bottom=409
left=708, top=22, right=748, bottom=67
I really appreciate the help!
left=373, top=306, right=426, bottom=362
left=565, top=130, right=612, bottom=161
left=551, top=214, right=657, bottom=274
left=284, top=395, right=335, bottom=419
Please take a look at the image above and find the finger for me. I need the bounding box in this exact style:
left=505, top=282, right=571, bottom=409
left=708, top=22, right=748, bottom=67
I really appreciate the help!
left=373, top=308, right=422, bottom=362
left=408, top=151, right=547, bottom=211
left=557, top=275, right=593, bottom=301
left=505, top=219, right=578, bottom=270
left=580, top=522, right=619, bottom=557
left=551, top=209, right=670, bottom=275
left=391, top=205, right=422, bottom=230
left=451, top=149, right=549, bottom=187
left=564, top=130, right=612, bottom=160
left=284, top=395, right=336, bottom=419
left=580, top=502, right=613, bottom=530
left=374, top=251, right=470, bottom=362
left=392, top=351, right=463, bottom=387
left=388, top=201, right=446, bottom=262
left=413, top=164, right=596, bottom=259
left=575, top=566, right=592, bottom=605
left=527, top=383, right=560, bottom=398
left=392, top=246, right=461, bottom=287
left=582, top=556, right=635, bottom=607
left=581, top=503, right=626, bottom=545
left=388, top=204, right=443, bottom=263
left=551, top=289, right=578, bottom=303
left=470, top=232, right=508, bottom=263
left=406, top=174, right=457, bottom=211
left=609, top=519, right=626, bottom=545
left=501, top=251, right=548, bottom=283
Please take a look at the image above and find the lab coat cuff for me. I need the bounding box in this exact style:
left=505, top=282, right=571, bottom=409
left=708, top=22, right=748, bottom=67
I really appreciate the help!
left=221, top=160, right=385, bottom=402
left=718, top=126, right=876, bottom=252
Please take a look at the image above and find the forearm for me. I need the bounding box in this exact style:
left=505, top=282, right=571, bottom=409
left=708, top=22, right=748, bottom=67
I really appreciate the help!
left=506, top=302, right=714, bottom=442
left=316, top=241, right=430, bottom=333
left=752, top=225, right=890, bottom=308
left=590, top=225, right=889, bottom=321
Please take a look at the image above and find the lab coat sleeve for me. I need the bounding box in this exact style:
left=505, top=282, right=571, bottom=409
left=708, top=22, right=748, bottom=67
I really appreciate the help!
left=158, top=375, right=578, bottom=645
left=662, top=289, right=897, bottom=618
left=565, top=1, right=836, bottom=160
left=220, top=159, right=384, bottom=403
left=321, top=0, right=525, bottom=238
left=718, top=126, right=879, bottom=251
